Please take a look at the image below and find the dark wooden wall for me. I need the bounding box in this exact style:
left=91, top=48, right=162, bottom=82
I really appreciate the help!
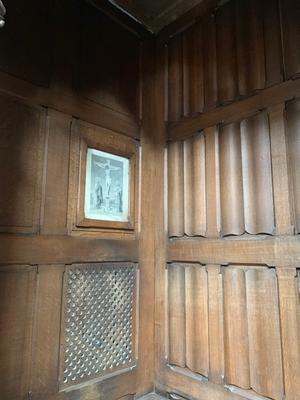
left=155, top=1, right=300, bottom=400
left=0, top=1, right=161, bottom=399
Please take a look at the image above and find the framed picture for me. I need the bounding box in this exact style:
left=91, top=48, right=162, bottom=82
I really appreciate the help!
left=84, top=149, right=130, bottom=222
left=69, top=120, right=138, bottom=234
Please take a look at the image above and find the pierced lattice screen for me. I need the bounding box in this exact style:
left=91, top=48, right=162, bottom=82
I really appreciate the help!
left=61, top=262, right=137, bottom=388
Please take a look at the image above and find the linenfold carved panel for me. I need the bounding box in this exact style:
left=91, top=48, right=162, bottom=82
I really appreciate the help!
left=61, top=263, right=137, bottom=388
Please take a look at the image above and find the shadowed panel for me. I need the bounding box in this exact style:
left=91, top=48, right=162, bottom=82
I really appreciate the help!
left=219, top=122, right=244, bottom=236
left=286, top=99, right=300, bottom=233
left=246, top=268, right=283, bottom=400
left=203, top=13, right=218, bottom=110
left=168, top=264, right=186, bottom=368
left=185, top=265, right=209, bottom=376
left=168, top=35, right=184, bottom=121
left=223, top=268, right=250, bottom=389
left=216, top=1, right=238, bottom=103
left=240, top=112, right=275, bottom=234
left=168, top=141, right=184, bottom=237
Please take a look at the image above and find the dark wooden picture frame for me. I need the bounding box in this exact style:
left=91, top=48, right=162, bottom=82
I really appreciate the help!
left=68, top=119, right=139, bottom=234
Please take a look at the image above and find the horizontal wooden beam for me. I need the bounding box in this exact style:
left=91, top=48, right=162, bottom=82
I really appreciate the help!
left=167, top=236, right=300, bottom=267
left=0, top=71, right=140, bottom=139
left=168, top=79, right=300, bottom=141
left=0, top=235, right=138, bottom=265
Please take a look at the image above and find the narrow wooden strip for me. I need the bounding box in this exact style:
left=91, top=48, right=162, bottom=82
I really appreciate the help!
left=241, top=112, right=275, bottom=234
left=31, top=265, right=64, bottom=397
left=192, top=134, right=206, bottom=236
left=185, top=265, right=209, bottom=376
left=168, top=78, right=300, bottom=141
left=168, top=141, right=184, bottom=237
left=168, top=35, right=184, bottom=121
left=286, top=99, right=300, bottom=233
left=41, top=110, right=71, bottom=235
left=167, top=236, right=300, bottom=268
left=223, top=268, right=250, bottom=389
left=263, top=0, right=283, bottom=87
left=183, top=138, right=194, bottom=236
left=216, top=0, right=238, bottom=103
left=246, top=268, right=284, bottom=400
left=207, top=265, right=224, bottom=385
left=205, top=126, right=220, bottom=238
left=219, top=122, right=244, bottom=236
left=168, top=264, right=186, bottom=368
left=280, top=0, right=300, bottom=79
left=235, top=0, right=265, bottom=95
left=268, top=103, right=293, bottom=234
left=277, top=267, right=300, bottom=400
left=203, top=13, right=218, bottom=110
left=0, top=235, right=138, bottom=265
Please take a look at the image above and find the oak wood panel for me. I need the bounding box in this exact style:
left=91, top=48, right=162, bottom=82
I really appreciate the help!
left=182, top=23, right=204, bottom=117
left=0, top=265, right=37, bottom=400
left=168, top=141, right=184, bottom=237
left=0, top=70, right=139, bottom=139
left=216, top=0, right=238, bottom=104
left=0, top=0, right=52, bottom=87
left=235, top=0, right=265, bottom=96
left=74, top=0, right=140, bottom=118
left=0, top=235, right=138, bottom=265
left=168, top=78, right=300, bottom=141
left=277, top=268, right=300, bottom=400
left=263, top=0, right=283, bottom=87
left=286, top=98, right=300, bottom=233
left=41, top=110, right=71, bottom=234
left=268, top=103, right=293, bottom=235
left=167, top=237, right=300, bottom=267
left=185, top=265, right=209, bottom=376
left=183, top=134, right=206, bottom=236
left=281, top=0, right=300, bottom=79
left=246, top=268, right=283, bottom=400
left=240, top=112, right=275, bottom=234
left=31, top=265, right=64, bottom=399
left=207, top=265, right=224, bottom=385
left=202, top=13, right=218, bottom=110
left=168, top=264, right=186, bottom=368
left=205, top=126, right=220, bottom=238
left=223, top=268, right=250, bottom=389
left=0, top=94, right=46, bottom=233
left=168, top=35, right=184, bottom=121
left=219, top=122, right=244, bottom=236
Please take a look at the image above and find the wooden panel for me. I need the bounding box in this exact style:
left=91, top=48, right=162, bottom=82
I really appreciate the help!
left=277, top=268, right=300, bottom=400
left=268, top=103, right=293, bottom=235
left=168, top=141, right=184, bottom=237
left=168, top=264, right=186, bottom=368
left=216, top=0, right=238, bottom=104
left=219, top=122, right=244, bottom=236
left=281, top=0, right=300, bottom=79
left=202, top=13, right=217, bottom=110
left=183, top=134, right=206, bottom=236
left=240, top=112, right=275, bottom=234
left=185, top=265, right=209, bottom=376
left=168, top=35, right=183, bottom=121
left=235, top=0, right=265, bottom=96
left=286, top=98, right=300, bottom=233
left=41, top=110, right=71, bottom=234
left=0, top=0, right=52, bottom=86
left=0, top=265, right=36, bottom=400
left=0, top=94, right=45, bottom=233
left=246, top=268, right=283, bottom=400
left=223, top=268, right=250, bottom=389
left=31, top=265, right=64, bottom=398
left=169, top=79, right=300, bottom=141
left=263, top=0, right=283, bottom=87
left=75, top=1, right=140, bottom=118
left=207, top=265, right=224, bottom=385
left=182, top=23, right=204, bottom=116
left=205, top=127, right=220, bottom=237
